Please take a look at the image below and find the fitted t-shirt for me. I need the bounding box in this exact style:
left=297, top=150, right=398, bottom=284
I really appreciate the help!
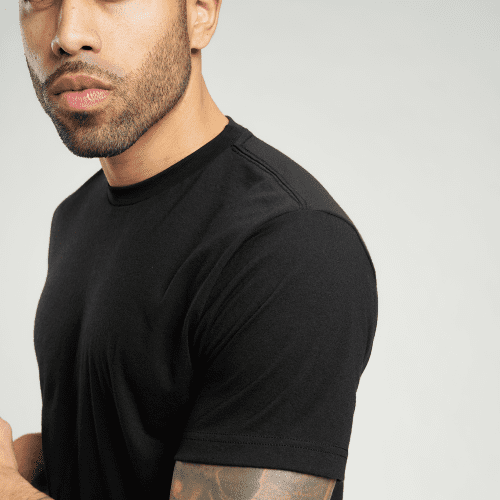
left=31, top=116, right=378, bottom=500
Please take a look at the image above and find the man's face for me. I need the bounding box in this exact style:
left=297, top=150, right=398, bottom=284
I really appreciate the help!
left=19, top=0, right=192, bottom=158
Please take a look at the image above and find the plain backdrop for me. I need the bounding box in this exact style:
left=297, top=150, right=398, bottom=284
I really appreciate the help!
left=1, top=1, right=499, bottom=499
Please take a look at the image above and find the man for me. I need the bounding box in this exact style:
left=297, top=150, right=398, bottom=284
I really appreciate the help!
left=3, top=0, right=378, bottom=499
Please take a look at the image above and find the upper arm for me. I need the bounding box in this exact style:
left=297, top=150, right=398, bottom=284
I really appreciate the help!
left=169, top=461, right=336, bottom=500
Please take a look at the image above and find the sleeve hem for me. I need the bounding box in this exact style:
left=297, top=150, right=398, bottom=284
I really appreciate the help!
left=174, top=432, right=347, bottom=481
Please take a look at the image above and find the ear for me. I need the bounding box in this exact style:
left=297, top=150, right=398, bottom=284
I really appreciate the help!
left=187, top=0, right=223, bottom=52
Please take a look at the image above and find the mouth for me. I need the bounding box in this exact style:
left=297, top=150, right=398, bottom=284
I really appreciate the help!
left=50, top=74, right=113, bottom=97
left=53, top=88, right=112, bottom=111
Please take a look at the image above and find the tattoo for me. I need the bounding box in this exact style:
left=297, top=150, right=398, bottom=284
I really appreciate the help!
left=170, top=461, right=336, bottom=500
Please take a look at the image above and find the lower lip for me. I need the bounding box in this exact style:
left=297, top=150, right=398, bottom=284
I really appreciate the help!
left=57, top=89, right=111, bottom=111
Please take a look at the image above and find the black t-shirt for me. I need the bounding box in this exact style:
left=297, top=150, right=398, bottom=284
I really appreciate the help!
left=32, top=116, right=377, bottom=500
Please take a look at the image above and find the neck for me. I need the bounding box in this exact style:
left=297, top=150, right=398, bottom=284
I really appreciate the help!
left=100, top=69, right=228, bottom=188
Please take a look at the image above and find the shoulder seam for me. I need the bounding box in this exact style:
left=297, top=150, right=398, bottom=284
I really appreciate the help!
left=233, top=137, right=377, bottom=281
left=232, top=144, right=307, bottom=209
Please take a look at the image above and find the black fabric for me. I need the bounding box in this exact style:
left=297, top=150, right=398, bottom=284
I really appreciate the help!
left=34, top=116, right=378, bottom=500
left=30, top=462, right=49, bottom=495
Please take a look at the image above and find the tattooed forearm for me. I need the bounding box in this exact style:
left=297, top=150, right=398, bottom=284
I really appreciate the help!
left=170, top=461, right=336, bottom=500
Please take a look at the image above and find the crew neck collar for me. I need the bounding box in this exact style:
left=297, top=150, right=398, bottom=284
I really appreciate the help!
left=106, top=115, right=248, bottom=206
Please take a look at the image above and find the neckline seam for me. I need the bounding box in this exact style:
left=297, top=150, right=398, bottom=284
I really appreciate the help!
left=106, top=117, right=249, bottom=206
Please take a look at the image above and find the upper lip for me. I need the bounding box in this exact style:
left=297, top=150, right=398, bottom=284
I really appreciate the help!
left=50, top=74, right=113, bottom=95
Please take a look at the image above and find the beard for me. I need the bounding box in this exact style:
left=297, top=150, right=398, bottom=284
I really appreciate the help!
left=26, top=4, right=192, bottom=159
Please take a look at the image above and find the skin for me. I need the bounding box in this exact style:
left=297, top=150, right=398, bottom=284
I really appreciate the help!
left=171, top=461, right=336, bottom=500
left=18, top=0, right=229, bottom=187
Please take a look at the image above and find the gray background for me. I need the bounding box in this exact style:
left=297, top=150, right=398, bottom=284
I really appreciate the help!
left=1, top=1, right=499, bottom=498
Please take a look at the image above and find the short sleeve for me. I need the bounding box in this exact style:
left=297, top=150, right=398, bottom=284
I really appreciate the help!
left=174, top=209, right=378, bottom=482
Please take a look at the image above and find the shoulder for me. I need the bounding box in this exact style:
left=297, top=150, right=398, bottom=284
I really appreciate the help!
left=231, top=131, right=351, bottom=222
left=229, top=209, right=377, bottom=282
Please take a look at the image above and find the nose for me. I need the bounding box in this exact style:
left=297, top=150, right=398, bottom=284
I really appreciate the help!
left=51, top=0, right=101, bottom=57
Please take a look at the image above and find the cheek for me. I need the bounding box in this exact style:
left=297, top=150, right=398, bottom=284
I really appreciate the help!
left=104, top=2, right=170, bottom=62
left=102, top=28, right=159, bottom=79
left=20, top=14, right=53, bottom=72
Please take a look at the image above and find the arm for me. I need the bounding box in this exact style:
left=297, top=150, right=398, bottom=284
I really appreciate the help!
left=2, top=433, right=53, bottom=500
left=13, top=433, right=52, bottom=499
left=170, top=461, right=336, bottom=500
left=13, top=433, right=44, bottom=483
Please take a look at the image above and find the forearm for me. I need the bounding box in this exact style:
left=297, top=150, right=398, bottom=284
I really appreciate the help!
left=13, top=433, right=44, bottom=484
